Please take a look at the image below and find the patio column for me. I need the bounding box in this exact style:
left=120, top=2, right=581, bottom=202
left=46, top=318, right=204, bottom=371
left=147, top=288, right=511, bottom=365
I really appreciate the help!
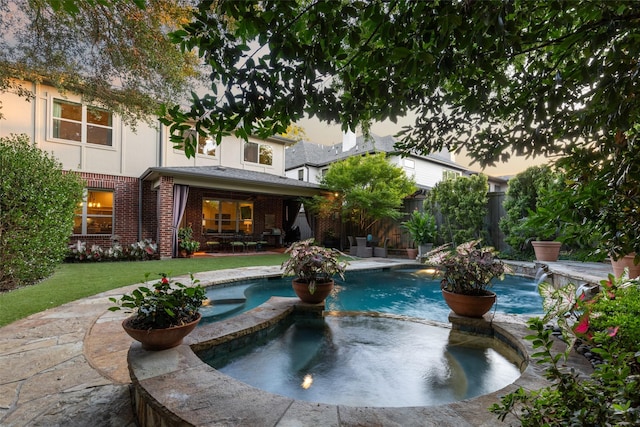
left=157, top=176, right=174, bottom=259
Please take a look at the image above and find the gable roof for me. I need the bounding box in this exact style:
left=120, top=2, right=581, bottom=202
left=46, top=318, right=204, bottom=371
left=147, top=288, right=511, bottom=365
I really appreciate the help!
left=285, top=133, right=466, bottom=171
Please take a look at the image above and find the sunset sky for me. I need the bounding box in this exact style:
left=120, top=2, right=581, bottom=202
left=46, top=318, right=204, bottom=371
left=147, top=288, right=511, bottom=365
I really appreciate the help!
left=298, top=115, right=550, bottom=177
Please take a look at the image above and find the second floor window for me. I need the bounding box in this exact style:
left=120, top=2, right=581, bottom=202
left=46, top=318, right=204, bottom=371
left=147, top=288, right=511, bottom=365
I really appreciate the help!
left=52, top=99, right=113, bottom=146
left=198, top=136, right=216, bottom=156
left=244, top=142, right=273, bottom=165
left=443, top=170, right=461, bottom=181
left=298, top=169, right=304, bottom=180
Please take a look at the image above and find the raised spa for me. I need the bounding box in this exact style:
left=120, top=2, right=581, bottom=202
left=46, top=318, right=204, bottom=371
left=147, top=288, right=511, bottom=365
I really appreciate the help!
left=199, top=313, right=522, bottom=407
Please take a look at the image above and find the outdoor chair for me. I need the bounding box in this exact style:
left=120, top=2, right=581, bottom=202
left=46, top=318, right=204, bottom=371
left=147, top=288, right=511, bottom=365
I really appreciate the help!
left=230, top=241, right=245, bottom=252
left=355, top=236, right=373, bottom=258
left=206, top=241, right=220, bottom=252
left=347, top=236, right=358, bottom=256
left=374, top=237, right=390, bottom=258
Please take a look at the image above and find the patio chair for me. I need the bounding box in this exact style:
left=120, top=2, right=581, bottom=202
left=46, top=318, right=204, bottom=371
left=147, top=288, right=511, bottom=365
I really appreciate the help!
left=374, top=237, right=390, bottom=258
left=230, top=241, right=245, bottom=253
left=347, top=236, right=358, bottom=256
left=355, top=236, right=373, bottom=258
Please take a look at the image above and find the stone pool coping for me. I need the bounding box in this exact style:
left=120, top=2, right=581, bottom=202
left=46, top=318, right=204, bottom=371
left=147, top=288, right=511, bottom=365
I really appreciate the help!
left=128, top=297, right=592, bottom=426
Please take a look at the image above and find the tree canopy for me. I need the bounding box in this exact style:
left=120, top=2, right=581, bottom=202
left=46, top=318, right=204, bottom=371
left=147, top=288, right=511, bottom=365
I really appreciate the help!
left=0, top=0, right=204, bottom=125
left=308, top=153, right=416, bottom=234
left=166, top=0, right=640, bottom=165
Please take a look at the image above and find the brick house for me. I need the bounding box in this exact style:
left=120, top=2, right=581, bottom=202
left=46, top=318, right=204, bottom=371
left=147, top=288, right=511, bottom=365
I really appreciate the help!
left=0, top=80, right=325, bottom=258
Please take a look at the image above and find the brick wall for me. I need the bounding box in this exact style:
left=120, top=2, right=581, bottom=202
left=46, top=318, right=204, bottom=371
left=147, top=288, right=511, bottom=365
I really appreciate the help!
left=68, top=172, right=140, bottom=248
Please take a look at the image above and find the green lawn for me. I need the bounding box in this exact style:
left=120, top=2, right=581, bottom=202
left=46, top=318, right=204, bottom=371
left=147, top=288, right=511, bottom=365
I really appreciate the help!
left=0, top=254, right=288, bottom=327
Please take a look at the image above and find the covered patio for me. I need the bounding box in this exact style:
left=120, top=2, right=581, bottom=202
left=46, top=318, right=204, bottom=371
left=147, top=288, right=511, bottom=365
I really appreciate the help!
left=139, top=165, right=324, bottom=258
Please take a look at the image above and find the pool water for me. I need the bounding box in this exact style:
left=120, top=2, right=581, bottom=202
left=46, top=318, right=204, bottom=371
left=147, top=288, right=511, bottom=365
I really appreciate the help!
left=200, top=268, right=543, bottom=324
left=204, top=315, right=522, bottom=407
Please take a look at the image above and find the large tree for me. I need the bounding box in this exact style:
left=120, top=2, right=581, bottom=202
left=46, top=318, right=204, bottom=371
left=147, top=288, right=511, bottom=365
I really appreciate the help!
left=164, top=1, right=639, bottom=161
left=165, top=0, right=640, bottom=258
left=308, top=152, right=416, bottom=235
left=0, top=0, right=204, bottom=125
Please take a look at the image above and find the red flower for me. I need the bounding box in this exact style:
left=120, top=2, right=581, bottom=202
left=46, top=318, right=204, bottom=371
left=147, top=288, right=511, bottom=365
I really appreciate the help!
left=161, top=277, right=169, bottom=284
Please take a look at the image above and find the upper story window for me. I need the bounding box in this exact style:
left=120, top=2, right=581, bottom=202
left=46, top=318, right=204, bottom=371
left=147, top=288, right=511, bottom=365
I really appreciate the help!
left=244, top=142, right=273, bottom=165
left=442, top=170, right=461, bottom=181
left=298, top=169, right=304, bottom=181
left=177, top=129, right=216, bottom=157
left=198, top=136, right=216, bottom=156
left=52, top=99, right=113, bottom=146
left=73, top=189, right=113, bottom=235
left=404, top=158, right=415, bottom=169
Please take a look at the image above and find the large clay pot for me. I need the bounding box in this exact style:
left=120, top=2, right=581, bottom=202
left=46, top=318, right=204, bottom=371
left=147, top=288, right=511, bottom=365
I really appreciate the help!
left=292, top=279, right=334, bottom=304
left=611, top=253, right=640, bottom=278
left=531, top=240, right=562, bottom=262
left=441, top=289, right=496, bottom=318
left=406, top=248, right=418, bottom=260
left=122, top=313, right=201, bottom=351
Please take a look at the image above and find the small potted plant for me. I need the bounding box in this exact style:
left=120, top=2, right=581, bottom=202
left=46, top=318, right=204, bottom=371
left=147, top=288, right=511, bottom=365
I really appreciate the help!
left=281, top=238, right=348, bottom=303
left=178, top=226, right=200, bottom=257
left=401, top=209, right=437, bottom=258
left=109, top=273, right=207, bottom=350
left=424, top=240, right=509, bottom=318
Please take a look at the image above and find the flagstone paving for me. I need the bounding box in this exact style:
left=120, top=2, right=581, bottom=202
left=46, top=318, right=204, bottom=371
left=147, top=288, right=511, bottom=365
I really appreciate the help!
left=0, top=258, right=612, bottom=426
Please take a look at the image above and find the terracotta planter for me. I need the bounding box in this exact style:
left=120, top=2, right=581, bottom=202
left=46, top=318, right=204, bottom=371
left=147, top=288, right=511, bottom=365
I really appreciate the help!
left=531, top=240, right=561, bottom=262
left=122, top=313, right=201, bottom=351
left=292, top=279, right=334, bottom=304
left=406, top=248, right=418, bottom=260
left=441, top=289, right=496, bottom=318
left=611, top=253, right=640, bottom=278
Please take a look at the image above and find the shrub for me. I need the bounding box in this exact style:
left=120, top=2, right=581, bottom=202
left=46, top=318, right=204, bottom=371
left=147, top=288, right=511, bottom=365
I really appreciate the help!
left=0, top=134, right=84, bottom=291
left=490, top=273, right=640, bottom=425
left=499, top=165, right=557, bottom=253
left=427, top=174, right=488, bottom=245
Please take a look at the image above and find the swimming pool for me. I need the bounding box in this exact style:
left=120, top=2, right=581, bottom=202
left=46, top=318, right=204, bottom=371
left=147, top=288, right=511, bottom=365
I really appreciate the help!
left=200, top=267, right=543, bottom=324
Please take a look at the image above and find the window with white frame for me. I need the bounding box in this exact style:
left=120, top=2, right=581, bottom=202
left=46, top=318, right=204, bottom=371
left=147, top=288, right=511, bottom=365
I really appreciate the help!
left=73, top=189, right=114, bottom=235
left=244, top=142, right=273, bottom=165
left=442, top=170, right=461, bottom=181
left=404, top=158, right=415, bottom=169
left=52, top=99, right=113, bottom=146
left=197, top=135, right=217, bottom=156
left=298, top=169, right=304, bottom=181
left=176, top=129, right=216, bottom=156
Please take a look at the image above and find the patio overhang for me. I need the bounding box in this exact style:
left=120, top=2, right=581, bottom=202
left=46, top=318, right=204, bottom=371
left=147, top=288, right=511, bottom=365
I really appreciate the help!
left=140, top=165, right=325, bottom=198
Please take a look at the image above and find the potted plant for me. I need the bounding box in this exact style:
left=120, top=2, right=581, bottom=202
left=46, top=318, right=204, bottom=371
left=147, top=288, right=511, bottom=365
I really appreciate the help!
left=178, top=226, right=200, bottom=257
left=524, top=205, right=563, bottom=262
left=281, top=238, right=348, bottom=303
left=108, top=273, right=207, bottom=350
left=424, top=240, right=509, bottom=318
left=401, top=209, right=437, bottom=258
